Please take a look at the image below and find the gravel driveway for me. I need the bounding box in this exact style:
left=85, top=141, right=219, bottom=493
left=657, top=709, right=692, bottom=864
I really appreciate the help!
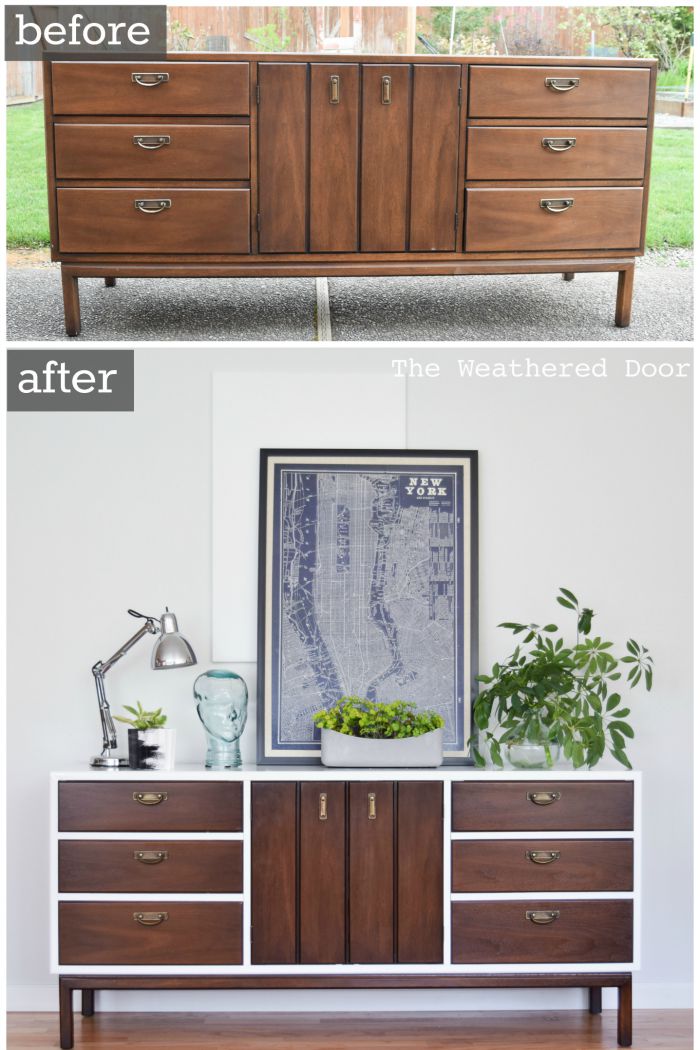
left=6, top=251, right=693, bottom=342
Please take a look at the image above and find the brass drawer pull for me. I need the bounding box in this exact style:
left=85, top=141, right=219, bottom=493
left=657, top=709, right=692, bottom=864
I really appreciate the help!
left=133, top=135, right=171, bottom=150
left=135, top=199, right=172, bottom=214
left=319, top=792, right=328, bottom=820
left=134, top=850, right=168, bottom=865
left=381, top=75, right=392, bottom=105
left=540, top=199, right=574, bottom=214
left=133, top=791, right=168, bottom=805
left=132, top=72, right=169, bottom=87
left=527, top=791, right=561, bottom=805
left=329, top=74, right=340, bottom=104
left=527, top=850, right=561, bottom=865
left=134, top=911, right=168, bottom=926
left=368, top=792, right=377, bottom=820
left=542, top=136, right=576, bottom=152
left=545, top=77, right=580, bottom=92
left=527, top=909, right=560, bottom=925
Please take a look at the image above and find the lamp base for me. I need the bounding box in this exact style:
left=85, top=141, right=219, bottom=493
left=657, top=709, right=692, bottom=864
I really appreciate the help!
left=90, top=755, right=130, bottom=769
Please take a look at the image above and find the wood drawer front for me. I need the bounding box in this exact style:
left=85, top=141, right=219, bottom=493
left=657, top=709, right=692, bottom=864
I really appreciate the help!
left=468, top=66, right=650, bottom=119
left=452, top=782, right=634, bottom=832
left=465, top=187, right=643, bottom=252
left=466, top=127, right=647, bottom=181
left=56, top=188, right=250, bottom=254
left=58, top=782, right=243, bottom=832
left=51, top=62, right=250, bottom=116
left=452, top=839, right=633, bottom=893
left=58, top=840, right=243, bottom=893
left=59, top=902, right=242, bottom=965
left=451, top=900, right=633, bottom=963
left=54, top=124, right=250, bottom=180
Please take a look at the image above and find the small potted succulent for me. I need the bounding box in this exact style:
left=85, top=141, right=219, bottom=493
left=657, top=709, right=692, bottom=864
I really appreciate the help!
left=114, top=702, right=175, bottom=770
left=471, top=588, right=654, bottom=770
left=314, top=697, right=445, bottom=767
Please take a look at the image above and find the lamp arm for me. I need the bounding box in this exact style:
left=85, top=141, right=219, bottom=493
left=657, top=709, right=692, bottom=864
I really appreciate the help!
left=91, top=619, right=158, bottom=754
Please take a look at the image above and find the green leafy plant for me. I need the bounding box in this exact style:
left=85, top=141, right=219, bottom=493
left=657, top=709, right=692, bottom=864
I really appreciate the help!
left=314, top=698, right=444, bottom=739
left=245, top=11, right=291, bottom=53
left=114, top=702, right=167, bottom=730
left=471, top=588, right=653, bottom=770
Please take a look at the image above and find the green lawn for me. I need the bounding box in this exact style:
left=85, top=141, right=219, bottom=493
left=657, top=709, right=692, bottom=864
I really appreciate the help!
left=7, top=102, right=48, bottom=248
left=5, top=100, right=695, bottom=250
left=646, top=127, right=694, bottom=248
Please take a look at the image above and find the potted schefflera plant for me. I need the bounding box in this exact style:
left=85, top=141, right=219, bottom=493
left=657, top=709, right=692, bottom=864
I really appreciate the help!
left=115, top=702, right=175, bottom=771
left=314, top=698, right=444, bottom=767
left=471, top=588, right=654, bottom=770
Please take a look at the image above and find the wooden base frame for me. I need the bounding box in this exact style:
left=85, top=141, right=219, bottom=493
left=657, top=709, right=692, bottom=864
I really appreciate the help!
left=58, top=973, right=633, bottom=1049
left=58, top=259, right=636, bottom=337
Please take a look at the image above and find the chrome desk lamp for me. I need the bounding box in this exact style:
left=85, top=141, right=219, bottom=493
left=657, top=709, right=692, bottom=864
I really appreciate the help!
left=91, top=608, right=197, bottom=768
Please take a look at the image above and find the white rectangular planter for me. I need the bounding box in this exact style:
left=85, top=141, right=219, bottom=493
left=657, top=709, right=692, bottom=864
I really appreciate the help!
left=320, top=727, right=444, bottom=768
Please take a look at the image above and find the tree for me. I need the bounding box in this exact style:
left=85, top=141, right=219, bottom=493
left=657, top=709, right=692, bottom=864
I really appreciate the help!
left=563, top=7, right=693, bottom=70
left=422, top=7, right=495, bottom=54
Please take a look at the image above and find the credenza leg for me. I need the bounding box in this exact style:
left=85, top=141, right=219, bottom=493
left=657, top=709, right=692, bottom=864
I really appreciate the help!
left=615, top=265, right=634, bottom=328
left=588, top=986, right=602, bottom=1014
left=81, top=988, right=95, bottom=1017
left=59, top=979, right=74, bottom=1050
left=562, top=272, right=575, bottom=281
left=617, top=978, right=633, bottom=1047
left=61, top=269, right=81, bottom=337
left=104, top=277, right=117, bottom=288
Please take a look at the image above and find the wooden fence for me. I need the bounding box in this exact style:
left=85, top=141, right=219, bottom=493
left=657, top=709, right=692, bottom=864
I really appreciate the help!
left=167, top=6, right=615, bottom=55
left=7, top=61, right=43, bottom=103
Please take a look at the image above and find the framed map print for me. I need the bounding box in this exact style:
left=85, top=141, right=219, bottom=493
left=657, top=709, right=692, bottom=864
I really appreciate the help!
left=257, top=450, right=478, bottom=764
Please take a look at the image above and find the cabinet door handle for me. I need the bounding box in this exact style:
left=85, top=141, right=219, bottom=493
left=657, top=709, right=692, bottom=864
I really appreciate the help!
left=134, top=199, right=172, bottom=214
left=133, top=135, right=171, bottom=150
left=134, top=911, right=168, bottom=926
left=545, top=77, right=579, bottom=92
left=381, top=75, right=392, bottom=104
left=132, top=72, right=169, bottom=87
left=133, top=791, right=168, bottom=805
left=527, top=910, right=560, bottom=925
left=134, top=850, right=169, bottom=865
left=542, top=136, right=576, bottom=152
left=329, top=74, right=340, bottom=104
left=527, top=791, right=561, bottom=805
left=540, top=199, right=574, bottom=214
left=319, top=792, right=328, bottom=820
left=526, top=850, right=561, bottom=865
left=368, top=792, right=377, bottom=820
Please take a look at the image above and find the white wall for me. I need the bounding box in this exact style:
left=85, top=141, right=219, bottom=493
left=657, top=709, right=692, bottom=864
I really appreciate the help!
left=7, top=346, right=692, bottom=1013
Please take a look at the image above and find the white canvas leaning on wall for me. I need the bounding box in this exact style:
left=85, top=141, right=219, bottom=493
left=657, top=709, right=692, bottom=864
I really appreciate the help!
left=211, top=365, right=407, bottom=663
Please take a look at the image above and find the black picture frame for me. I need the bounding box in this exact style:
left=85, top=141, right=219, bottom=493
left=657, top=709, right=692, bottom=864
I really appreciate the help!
left=257, top=449, right=478, bottom=765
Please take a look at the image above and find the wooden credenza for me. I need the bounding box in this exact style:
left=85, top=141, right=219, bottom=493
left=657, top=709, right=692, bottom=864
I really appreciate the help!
left=43, top=54, right=656, bottom=335
left=53, top=769, right=639, bottom=1048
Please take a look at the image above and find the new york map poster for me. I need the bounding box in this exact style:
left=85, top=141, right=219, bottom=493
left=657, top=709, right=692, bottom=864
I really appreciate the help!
left=257, top=450, right=478, bottom=764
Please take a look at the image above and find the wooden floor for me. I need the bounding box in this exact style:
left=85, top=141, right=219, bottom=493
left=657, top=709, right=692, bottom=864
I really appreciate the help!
left=6, top=1011, right=693, bottom=1050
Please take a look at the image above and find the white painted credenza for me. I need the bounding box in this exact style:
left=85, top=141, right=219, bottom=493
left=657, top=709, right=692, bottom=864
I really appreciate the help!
left=52, top=767, right=640, bottom=1047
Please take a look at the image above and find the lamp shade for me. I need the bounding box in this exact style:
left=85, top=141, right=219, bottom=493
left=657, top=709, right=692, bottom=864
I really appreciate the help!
left=151, top=609, right=197, bottom=670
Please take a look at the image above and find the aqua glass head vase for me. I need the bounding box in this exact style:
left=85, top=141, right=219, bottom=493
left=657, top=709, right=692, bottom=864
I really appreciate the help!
left=193, top=669, right=248, bottom=769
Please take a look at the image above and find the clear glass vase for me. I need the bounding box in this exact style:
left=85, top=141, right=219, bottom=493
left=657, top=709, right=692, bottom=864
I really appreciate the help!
left=506, top=739, right=561, bottom=770
left=193, top=669, right=248, bottom=769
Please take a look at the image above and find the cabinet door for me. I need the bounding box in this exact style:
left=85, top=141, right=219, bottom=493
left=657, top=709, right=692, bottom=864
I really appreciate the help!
left=361, top=65, right=410, bottom=251
left=348, top=781, right=394, bottom=963
left=299, top=782, right=346, bottom=963
left=309, top=64, right=359, bottom=252
left=410, top=65, right=461, bottom=251
left=251, top=782, right=297, bottom=964
left=397, top=781, right=444, bottom=962
left=258, top=63, right=308, bottom=253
